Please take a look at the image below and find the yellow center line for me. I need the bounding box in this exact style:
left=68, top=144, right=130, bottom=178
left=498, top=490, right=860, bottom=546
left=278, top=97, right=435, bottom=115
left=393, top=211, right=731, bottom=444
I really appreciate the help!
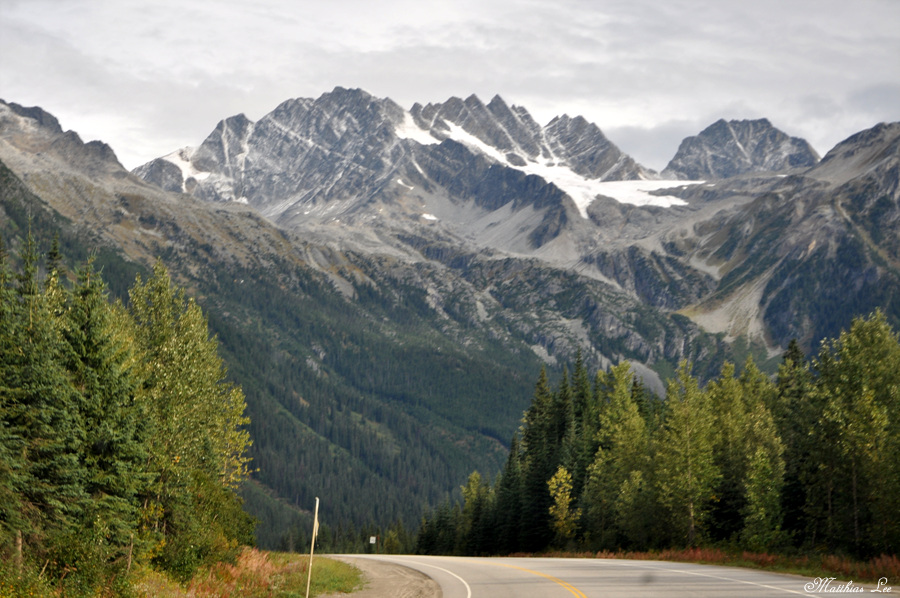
left=470, top=559, right=588, bottom=598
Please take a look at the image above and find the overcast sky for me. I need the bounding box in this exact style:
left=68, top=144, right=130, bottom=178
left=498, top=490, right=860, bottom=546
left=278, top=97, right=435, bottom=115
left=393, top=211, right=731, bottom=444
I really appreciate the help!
left=2, top=0, right=899, bottom=171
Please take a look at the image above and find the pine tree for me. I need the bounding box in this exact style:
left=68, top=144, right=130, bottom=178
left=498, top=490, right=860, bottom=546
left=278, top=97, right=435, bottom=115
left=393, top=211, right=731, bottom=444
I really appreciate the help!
left=0, top=235, right=26, bottom=551
left=62, top=260, right=149, bottom=558
left=518, top=367, right=557, bottom=552
left=460, top=471, right=491, bottom=555
left=492, top=434, right=523, bottom=555
left=567, top=353, right=594, bottom=498
left=773, top=339, right=814, bottom=544
left=10, top=231, right=87, bottom=531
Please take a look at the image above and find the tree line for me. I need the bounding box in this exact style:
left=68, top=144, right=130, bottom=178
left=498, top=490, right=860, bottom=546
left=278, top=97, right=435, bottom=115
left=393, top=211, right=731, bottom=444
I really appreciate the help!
left=417, top=312, right=900, bottom=559
left=0, top=233, right=254, bottom=594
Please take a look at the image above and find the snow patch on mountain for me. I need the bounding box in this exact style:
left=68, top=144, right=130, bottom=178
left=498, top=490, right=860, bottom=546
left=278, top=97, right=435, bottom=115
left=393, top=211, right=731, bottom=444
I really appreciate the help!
left=395, top=112, right=439, bottom=145
left=436, top=121, right=694, bottom=217
left=592, top=181, right=698, bottom=209
left=162, top=147, right=209, bottom=187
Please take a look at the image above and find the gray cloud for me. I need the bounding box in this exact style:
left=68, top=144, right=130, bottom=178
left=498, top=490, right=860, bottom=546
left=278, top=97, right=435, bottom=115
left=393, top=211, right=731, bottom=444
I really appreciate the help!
left=2, top=0, right=898, bottom=169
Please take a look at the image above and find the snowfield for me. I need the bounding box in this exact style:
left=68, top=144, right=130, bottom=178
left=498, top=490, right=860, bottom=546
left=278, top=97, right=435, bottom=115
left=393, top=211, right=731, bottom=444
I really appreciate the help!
left=395, top=112, right=697, bottom=217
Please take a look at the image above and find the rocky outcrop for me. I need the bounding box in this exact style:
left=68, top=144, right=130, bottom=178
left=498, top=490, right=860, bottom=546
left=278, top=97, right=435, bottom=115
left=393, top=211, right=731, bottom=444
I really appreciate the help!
left=662, top=118, right=819, bottom=180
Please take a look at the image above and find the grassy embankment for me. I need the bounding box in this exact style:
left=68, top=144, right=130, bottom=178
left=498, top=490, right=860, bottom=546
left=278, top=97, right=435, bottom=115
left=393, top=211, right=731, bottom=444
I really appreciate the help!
left=0, top=548, right=363, bottom=598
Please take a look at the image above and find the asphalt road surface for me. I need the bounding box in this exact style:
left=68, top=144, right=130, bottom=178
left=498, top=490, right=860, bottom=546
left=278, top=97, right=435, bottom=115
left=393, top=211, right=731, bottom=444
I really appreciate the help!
left=336, top=554, right=886, bottom=597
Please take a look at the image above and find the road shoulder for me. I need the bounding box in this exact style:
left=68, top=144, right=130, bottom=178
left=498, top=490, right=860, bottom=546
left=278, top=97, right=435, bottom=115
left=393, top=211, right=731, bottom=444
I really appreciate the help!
left=322, top=556, right=442, bottom=598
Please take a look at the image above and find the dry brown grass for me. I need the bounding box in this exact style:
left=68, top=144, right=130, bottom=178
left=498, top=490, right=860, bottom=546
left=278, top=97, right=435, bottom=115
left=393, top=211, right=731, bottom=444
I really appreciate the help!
left=130, top=548, right=362, bottom=598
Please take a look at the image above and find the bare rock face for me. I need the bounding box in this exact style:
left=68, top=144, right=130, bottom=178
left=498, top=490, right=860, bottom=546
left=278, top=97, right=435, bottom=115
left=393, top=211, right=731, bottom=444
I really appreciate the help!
left=6, top=94, right=900, bottom=551
left=124, top=90, right=899, bottom=354
left=132, top=157, right=186, bottom=193
left=131, top=88, right=653, bottom=245
left=662, top=118, right=819, bottom=180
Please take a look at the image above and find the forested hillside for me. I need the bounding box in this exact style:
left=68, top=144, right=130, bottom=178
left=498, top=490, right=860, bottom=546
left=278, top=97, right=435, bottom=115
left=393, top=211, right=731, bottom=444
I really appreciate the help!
left=418, top=313, right=900, bottom=559
left=0, top=157, right=546, bottom=550
left=0, top=234, right=253, bottom=594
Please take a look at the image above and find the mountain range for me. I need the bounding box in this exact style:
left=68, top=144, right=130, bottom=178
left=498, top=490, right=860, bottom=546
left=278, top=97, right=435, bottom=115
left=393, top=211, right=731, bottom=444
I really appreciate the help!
left=1, top=89, right=898, bottom=547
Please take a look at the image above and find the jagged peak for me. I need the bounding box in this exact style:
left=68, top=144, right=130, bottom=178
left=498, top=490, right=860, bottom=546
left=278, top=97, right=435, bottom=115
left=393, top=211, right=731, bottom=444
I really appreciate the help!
left=664, top=116, right=818, bottom=179
left=487, top=94, right=509, bottom=110
left=463, top=94, right=486, bottom=108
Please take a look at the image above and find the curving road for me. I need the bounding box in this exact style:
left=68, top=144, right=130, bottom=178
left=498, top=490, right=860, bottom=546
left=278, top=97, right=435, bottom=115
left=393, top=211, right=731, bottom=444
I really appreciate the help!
left=338, top=554, right=882, bottom=597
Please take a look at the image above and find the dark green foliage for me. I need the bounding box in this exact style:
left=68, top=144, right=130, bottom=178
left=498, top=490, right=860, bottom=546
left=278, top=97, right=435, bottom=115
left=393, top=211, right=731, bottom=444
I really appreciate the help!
left=418, top=314, right=900, bottom=558
left=0, top=238, right=253, bottom=593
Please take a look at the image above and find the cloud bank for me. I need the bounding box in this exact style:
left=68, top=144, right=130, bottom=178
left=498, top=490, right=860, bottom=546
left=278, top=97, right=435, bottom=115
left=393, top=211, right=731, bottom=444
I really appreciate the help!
left=2, top=0, right=898, bottom=170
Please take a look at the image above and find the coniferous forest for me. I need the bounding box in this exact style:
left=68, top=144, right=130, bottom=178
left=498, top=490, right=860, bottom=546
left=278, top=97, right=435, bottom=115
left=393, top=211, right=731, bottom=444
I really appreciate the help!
left=0, top=233, right=253, bottom=594
left=2, top=221, right=899, bottom=594
left=417, top=315, right=900, bottom=560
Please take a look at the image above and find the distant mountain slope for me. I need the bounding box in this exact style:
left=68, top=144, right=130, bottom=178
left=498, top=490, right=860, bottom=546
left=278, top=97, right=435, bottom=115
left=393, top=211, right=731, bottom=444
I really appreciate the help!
left=670, top=122, right=900, bottom=347
left=130, top=88, right=900, bottom=351
left=662, top=118, right=820, bottom=180
left=5, top=92, right=898, bottom=549
left=1, top=98, right=732, bottom=548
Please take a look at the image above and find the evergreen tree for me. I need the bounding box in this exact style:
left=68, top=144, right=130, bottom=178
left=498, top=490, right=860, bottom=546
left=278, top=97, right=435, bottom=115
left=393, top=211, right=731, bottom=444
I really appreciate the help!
left=492, top=434, right=523, bottom=555
left=62, top=260, right=149, bottom=559
left=567, top=353, right=594, bottom=498
left=0, top=235, right=26, bottom=551
left=773, top=339, right=815, bottom=544
left=6, top=230, right=88, bottom=539
left=128, top=261, right=252, bottom=577
left=655, top=362, right=719, bottom=546
left=460, top=471, right=492, bottom=555
left=518, top=367, right=557, bottom=552
left=583, top=361, right=649, bottom=548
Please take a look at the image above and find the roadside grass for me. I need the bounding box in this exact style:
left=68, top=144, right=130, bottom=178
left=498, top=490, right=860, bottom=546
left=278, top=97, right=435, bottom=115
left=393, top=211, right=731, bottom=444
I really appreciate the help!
left=131, top=548, right=363, bottom=598
left=528, top=548, right=899, bottom=585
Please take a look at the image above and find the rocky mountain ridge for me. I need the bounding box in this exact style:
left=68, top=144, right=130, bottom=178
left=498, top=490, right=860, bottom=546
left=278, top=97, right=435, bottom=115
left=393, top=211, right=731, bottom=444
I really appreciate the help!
left=3, top=94, right=898, bottom=546
left=1, top=96, right=738, bottom=544
left=133, top=88, right=900, bottom=353
left=662, top=118, right=820, bottom=180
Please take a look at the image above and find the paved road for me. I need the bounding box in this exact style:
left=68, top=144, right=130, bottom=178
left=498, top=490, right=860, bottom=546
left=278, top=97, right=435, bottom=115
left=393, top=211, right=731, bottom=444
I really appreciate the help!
left=341, top=554, right=883, bottom=597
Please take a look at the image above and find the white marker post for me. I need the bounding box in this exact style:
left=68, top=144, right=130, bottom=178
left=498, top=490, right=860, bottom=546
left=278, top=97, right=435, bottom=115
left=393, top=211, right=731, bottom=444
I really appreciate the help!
left=305, top=497, right=320, bottom=598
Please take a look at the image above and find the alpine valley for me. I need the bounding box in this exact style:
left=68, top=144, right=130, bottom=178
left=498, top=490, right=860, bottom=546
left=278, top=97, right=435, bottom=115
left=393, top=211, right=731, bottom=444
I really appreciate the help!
left=1, top=88, right=898, bottom=548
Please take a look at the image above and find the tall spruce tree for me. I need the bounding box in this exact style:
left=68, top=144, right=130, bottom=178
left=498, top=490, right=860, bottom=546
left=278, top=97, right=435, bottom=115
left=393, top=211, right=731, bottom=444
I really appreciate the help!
left=7, top=231, right=88, bottom=540
left=492, top=434, right=523, bottom=555
left=568, top=353, right=594, bottom=499
left=62, top=260, right=149, bottom=558
left=772, top=339, right=815, bottom=544
left=0, top=235, right=26, bottom=551
left=518, top=367, right=557, bottom=552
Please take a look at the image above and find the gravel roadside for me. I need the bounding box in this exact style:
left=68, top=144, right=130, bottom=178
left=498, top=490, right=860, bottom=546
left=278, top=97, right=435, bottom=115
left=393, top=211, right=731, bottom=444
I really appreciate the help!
left=321, top=556, right=442, bottom=598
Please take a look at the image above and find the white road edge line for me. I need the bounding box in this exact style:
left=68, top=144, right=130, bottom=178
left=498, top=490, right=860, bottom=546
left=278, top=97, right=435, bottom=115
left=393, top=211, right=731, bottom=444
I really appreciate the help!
left=389, top=557, right=473, bottom=598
